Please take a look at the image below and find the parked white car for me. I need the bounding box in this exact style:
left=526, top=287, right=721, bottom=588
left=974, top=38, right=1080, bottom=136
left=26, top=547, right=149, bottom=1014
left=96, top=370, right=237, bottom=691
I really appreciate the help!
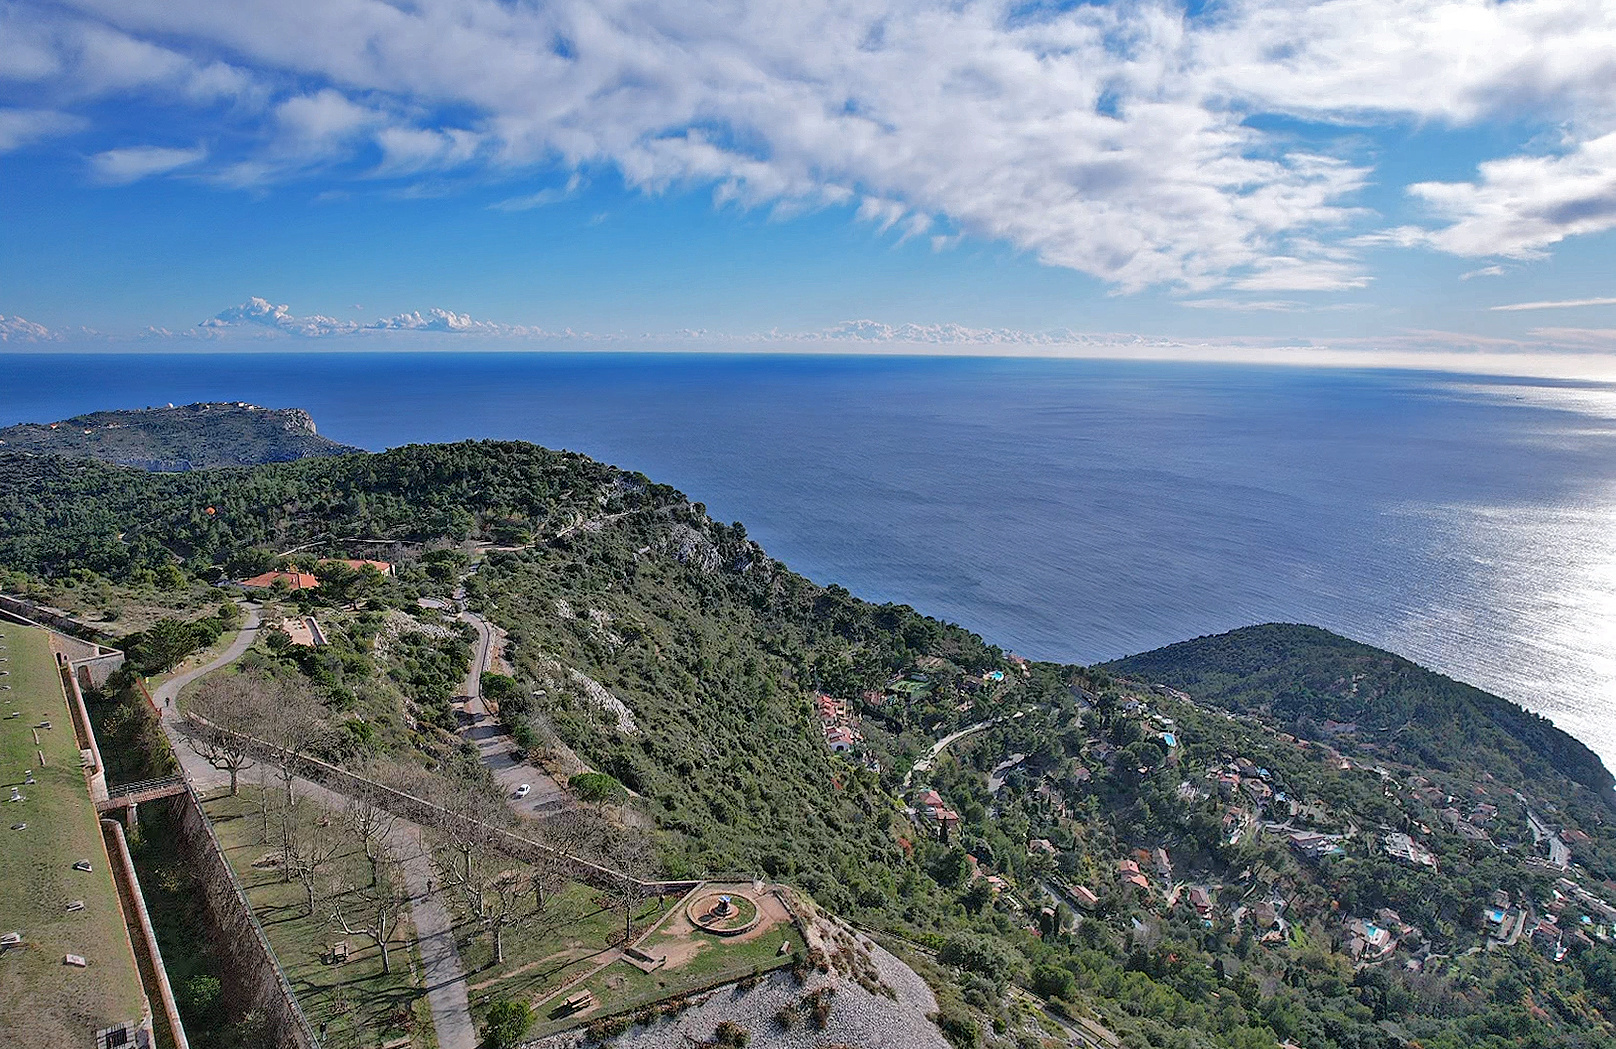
left=514, top=784, right=531, bottom=798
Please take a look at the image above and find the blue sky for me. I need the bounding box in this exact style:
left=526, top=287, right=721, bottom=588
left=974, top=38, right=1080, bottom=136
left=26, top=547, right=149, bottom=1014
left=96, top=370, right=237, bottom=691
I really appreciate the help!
left=3, top=0, right=1615, bottom=372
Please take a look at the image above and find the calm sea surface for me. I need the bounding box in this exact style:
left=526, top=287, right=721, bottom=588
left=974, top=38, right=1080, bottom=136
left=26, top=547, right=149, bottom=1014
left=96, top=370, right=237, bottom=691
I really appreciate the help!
left=3, top=352, right=1615, bottom=770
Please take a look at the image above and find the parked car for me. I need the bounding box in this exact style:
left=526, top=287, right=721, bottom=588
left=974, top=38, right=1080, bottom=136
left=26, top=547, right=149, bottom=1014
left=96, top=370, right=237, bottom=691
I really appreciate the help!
left=514, top=784, right=531, bottom=798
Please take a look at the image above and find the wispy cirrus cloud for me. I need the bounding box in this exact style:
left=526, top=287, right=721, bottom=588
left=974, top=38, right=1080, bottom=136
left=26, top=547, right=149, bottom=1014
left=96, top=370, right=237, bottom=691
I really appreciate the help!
left=90, top=143, right=206, bottom=183
left=0, top=107, right=85, bottom=152
left=3, top=0, right=1616, bottom=295
left=1490, top=297, right=1616, bottom=312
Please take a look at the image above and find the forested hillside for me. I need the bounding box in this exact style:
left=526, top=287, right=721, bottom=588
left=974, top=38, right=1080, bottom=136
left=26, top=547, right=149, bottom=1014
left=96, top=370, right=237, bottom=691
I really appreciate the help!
left=6, top=437, right=1616, bottom=1049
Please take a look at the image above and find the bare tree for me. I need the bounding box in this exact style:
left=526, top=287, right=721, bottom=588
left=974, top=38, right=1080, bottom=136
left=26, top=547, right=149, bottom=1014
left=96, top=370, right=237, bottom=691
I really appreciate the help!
left=343, top=785, right=399, bottom=888
left=255, top=766, right=275, bottom=844
left=259, top=677, right=324, bottom=807
left=484, top=868, right=534, bottom=965
left=184, top=674, right=263, bottom=795
left=284, top=800, right=344, bottom=916
left=601, top=830, right=656, bottom=945
left=331, top=857, right=408, bottom=975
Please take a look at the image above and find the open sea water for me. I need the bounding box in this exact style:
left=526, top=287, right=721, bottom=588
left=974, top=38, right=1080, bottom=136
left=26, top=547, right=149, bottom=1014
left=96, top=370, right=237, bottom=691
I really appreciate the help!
left=3, top=352, right=1614, bottom=772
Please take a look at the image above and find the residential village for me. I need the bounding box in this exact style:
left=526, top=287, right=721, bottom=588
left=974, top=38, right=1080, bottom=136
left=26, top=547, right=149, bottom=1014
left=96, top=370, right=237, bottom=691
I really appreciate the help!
left=803, top=650, right=1616, bottom=978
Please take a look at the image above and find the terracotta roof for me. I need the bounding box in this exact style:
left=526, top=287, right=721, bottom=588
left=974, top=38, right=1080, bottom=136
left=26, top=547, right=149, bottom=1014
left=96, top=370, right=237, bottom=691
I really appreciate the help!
left=239, top=570, right=319, bottom=589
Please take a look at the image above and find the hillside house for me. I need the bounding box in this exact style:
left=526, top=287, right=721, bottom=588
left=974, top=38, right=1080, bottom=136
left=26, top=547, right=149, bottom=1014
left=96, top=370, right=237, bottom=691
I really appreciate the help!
left=1382, top=832, right=1439, bottom=870
left=237, top=570, right=319, bottom=590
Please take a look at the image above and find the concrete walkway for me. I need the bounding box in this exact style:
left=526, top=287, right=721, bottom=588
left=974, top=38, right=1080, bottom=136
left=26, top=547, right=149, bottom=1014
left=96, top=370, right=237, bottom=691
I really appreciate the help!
left=151, top=601, right=478, bottom=1049
left=149, top=601, right=263, bottom=710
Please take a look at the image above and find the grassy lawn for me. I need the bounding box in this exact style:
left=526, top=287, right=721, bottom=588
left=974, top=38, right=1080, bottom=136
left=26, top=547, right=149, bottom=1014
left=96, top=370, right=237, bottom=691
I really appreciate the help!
left=0, top=624, right=148, bottom=1047
left=445, top=863, right=675, bottom=1022
left=203, top=788, right=436, bottom=1049
left=529, top=923, right=798, bottom=1035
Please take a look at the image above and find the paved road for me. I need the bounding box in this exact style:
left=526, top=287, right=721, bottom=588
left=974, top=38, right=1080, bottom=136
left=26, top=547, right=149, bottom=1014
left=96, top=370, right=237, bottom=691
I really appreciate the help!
left=451, top=592, right=571, bottom=820
left=150, top=602, right=263, bottom=710
left=904, top=713, right=1029, bottom=789
left=153, top=601, right=478, bottom=1049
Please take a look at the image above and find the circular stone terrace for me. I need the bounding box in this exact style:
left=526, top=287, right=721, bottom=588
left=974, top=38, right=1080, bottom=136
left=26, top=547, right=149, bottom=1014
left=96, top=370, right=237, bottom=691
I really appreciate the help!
left=685, top=888, right=762, bottom=936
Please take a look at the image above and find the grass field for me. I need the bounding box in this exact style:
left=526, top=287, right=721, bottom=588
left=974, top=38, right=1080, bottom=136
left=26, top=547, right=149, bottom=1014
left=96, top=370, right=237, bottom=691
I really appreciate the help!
left=444, top=863, right=675, bottom=1026
left=203, top=788, right=437, bottom=1049
left=527, top=922, right=798, bottom=1036
left=0, top=624, right=148, bottom=1046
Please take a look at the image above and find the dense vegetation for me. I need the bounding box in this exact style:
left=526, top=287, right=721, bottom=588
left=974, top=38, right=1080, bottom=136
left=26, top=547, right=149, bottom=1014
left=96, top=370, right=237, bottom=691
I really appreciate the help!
left=1108, top=625, right=1616, bottom=876
left=0, top=402, right=359, bottom=470
left=6, top=436, right=1616, bottom=1049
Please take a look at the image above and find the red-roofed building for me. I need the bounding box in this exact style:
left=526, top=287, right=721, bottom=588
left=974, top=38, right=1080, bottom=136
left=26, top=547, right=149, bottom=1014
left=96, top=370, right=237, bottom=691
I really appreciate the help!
left=825, top=726, right=856, bottom=752
left=238, top=570, right=319, bottom=590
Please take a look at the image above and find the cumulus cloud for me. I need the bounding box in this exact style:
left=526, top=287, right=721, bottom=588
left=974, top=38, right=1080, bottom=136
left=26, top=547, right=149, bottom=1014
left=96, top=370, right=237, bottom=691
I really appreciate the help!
left=1411, top=132, right=1616, bottom=258
left=0, top=313, right=61, bottom=342
left=198, top=298, right=555, bottom=337
left=7, top=0, right=1616, bottom=289
left=90, top=143, right=207, bottom=183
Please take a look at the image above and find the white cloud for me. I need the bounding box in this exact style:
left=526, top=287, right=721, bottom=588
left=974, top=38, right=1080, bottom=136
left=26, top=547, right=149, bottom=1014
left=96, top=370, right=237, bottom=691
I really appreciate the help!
left=1459, top=265, right=1507, bottom=280
left=198, top=298, right=555, bottom=337
left=1490, top=297, right=1616, bottom=312
left=1178, top=299, right=1306, bottom=312
left=1411, top=132, right=1616, bottom=257
left=90, top=143, right=206, bottom=183
left=0, top=313, right=61, bottom=342
left=10, top=0, right=1616, bottom=289
left=0, top=108, right=85, bottom=152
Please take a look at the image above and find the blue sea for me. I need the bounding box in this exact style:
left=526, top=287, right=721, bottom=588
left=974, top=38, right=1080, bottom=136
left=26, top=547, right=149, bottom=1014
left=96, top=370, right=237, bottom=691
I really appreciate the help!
left=4, top=352, right=1615, bottom=770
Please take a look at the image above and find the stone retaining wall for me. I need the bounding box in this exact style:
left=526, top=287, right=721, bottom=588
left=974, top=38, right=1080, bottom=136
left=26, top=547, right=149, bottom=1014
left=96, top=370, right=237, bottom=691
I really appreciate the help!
left=169, top=789, right=322, bottom=1049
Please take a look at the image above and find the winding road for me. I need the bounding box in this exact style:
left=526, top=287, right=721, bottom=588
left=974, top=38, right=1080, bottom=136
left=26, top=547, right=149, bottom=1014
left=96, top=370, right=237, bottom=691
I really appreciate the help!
left=149, top=601, right=263, bottom=711
left=903, top=709, right=1030, bottom=789
left=450, top=585, right=571, bottom=819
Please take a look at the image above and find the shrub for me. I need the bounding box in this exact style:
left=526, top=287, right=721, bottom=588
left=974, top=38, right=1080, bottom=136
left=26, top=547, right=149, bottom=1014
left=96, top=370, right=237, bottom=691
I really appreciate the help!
left=804, top=987, right=835, bottom=1029
left=571, top=771, right=627, bottom=803
left=939, top=932, right=1017, bottom=984
left=481, top=998, right=532, bottom=1049
left=184, top=974, right=221, bottom=1014
left=714, top=1020, right=750, bottom=1047
left=1030, top=963, right=1074, bottom=1000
